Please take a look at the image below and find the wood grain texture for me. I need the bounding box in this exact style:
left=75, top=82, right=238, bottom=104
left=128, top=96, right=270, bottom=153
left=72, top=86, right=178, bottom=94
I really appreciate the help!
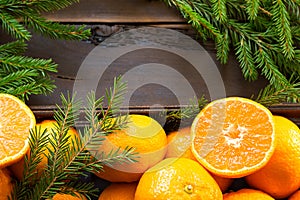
left=10, top=27, right=267, bottom=107
left=42, top=0, right=185, bottom=23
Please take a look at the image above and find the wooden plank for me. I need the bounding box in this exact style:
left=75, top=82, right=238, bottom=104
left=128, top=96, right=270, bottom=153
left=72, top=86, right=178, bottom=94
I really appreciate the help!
left=14, top=27, right=268, bottom=107
left=42, top=0, right=185, bottom=23
left=1, top=26, right=299, bottom=126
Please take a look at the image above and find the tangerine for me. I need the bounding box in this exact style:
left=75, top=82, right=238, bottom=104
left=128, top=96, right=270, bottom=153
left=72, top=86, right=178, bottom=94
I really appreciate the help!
left=246, top=116, right=300, bottom=199
left=98, top=182, right=138, bottom=200
left=223, top=188, right=274, bottom=199
left=95, top=114, right=167, bottom=182
left=0, top=93, right=35, bottom=168
left=191, top=97, right=275, bottom=178
left=289, top=190, right=300, bottom=200
left=134, top=157, right=222, bottom=200
left=166, top=126, right=233, bottom=192
left=0, top=168, right=14, bottom=200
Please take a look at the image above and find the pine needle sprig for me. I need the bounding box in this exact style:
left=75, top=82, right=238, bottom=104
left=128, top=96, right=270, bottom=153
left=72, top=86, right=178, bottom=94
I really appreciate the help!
left=0, top=55, right=58, bottom=100
left=0, top=41, right=27, bottom=56
left=254, top=48, right=290, bottom=87
left=24, top=13, right=90, bottom=40
left=20, top=0, right=81, bottom=13
left=0, top=0, right=90, bottom=41
left=10, top=127, right=49, bottom=200
left=245, top=0, right=260, bottom=20
left=253, top=81, right=300, bottom=106
left=2, top=77, right=56, bottom=100
left=163, top=0, right=300, bottom=104
left=173, top=1, right=223, bottom=40
left=234, top=37, right=258, bottom=81
left=0, top=10, right=31, bottom=40
left=163, top=95, right=208, bottom=122
left=1, top=55, right=57, bottom=73
left=271, top=0, right=294, bottom=59
left=0, top=0, right=91, bottom=100
left=11, top=77, right=138, bottom=200
left=210, top=0, right=228, bottom=23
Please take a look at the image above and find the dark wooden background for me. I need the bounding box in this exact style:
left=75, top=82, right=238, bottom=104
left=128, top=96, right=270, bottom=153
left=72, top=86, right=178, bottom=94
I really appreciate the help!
left=0, top=0, right=299, bottom=126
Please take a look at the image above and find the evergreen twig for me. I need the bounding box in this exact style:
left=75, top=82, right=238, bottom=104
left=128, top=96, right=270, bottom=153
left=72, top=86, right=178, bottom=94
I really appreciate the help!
left=11, top=77, right=138, bottom=200
left=0, top=0, right=91, bottom=100
left=163, top=0, right=300, bottom=104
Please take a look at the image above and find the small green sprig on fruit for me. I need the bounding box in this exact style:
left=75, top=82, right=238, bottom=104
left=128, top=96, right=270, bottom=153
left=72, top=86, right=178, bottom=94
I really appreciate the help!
left=10, top=77, right=138, bottom=200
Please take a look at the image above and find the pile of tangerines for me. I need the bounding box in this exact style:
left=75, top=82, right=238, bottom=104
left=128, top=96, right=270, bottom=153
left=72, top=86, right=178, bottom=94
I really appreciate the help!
left=0, top=93, right=300, bottom=200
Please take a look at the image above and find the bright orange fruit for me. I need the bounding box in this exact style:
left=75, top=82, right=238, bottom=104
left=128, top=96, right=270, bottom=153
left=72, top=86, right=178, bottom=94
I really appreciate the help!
left=98, top=182, right=138, bottom=200
left=52, top=192, right=87, bottom=200
left=0, top=93, right=36, bottom=168
left=223, top=188, right=274, bottom=200
left=166, top=127, right=233, bottom=192
left=166, top=127, right=197, bottom=160
left=134, top=158, right=223, bottom=200
left=95, top=114, right=167, bottom=182
left=191, top=97, right=275, bottom=178
left=246, top=116, right=300, bottom=199
left=0, top=168, right=14, bottom=200
left=289, top=190, right=300, bottom=200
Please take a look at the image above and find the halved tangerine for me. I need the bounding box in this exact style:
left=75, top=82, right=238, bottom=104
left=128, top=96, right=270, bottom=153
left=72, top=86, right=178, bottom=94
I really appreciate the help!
left=0, top=93, right=35, bottom=168
left=191, top=97, right=275, bottom=178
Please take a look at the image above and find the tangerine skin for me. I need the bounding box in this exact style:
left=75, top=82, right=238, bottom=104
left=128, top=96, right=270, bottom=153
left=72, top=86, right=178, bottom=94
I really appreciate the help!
left=246, top=116, right=300, bottom=199
left=135, top=158, right=222, bottom=200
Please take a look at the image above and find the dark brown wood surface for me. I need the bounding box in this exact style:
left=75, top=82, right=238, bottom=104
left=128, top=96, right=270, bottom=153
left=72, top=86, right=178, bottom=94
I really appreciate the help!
left=42, top=0, right=184, bottom=23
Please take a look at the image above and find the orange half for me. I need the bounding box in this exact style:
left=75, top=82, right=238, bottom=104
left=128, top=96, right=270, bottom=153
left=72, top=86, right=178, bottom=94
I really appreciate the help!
left=0, top=93, right=36, bottom=168
left=191, top=97, right=275, bottom=178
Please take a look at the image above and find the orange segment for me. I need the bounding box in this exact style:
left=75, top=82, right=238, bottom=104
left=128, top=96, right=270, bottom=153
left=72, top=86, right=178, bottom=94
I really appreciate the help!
left=0, top=93, right=35, bottom=168
left=191, top=97, right=275, bottom=178
left=166, top=127, right=233, bottom=192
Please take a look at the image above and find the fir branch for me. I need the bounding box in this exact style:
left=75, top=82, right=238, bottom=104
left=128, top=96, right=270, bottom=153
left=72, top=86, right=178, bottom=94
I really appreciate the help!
left=12, top=78, right=137, bottom=200
left=254, top=48, right=289, bottom=87
left=164, top=0, right=299, bottom=104
left=21, top=0, right=80, bottom=13
left=24, top=13, right=90, bottom=40
left=210, top=0, right=228, bottom=23
left=0, top=41, right=27, bottom=56
left=58, top=183, right=98, bottom=199
left=170, top=0, right=222, bottom=39
left=163, top=95, right=208, bottom=121
left=253, top=81, right=300, bottom=106
left=245, top=0, right=260, bottom=20
left=0, top=69, right=38, bottom=88
left=103, top=75, right=128, bottom=120
left=0, top=73, right=56, bottom=101
left=0, top=55, right=58, bottom=73
left=226, top=0, right=248, bottom=20
left=0, top=10, right=31, bottom=40
left=216, top=29, right=230, bottom=64
left=234, top=37, right=258, bottom=81
left=271, top=0, right=294, bottom=59
left=94, top=146, right=138, bottom=168
left=11, top=127, right=49, bottom=200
